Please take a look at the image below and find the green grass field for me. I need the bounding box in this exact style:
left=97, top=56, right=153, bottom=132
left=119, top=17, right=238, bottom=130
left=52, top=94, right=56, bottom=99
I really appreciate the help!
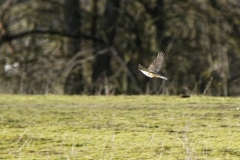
left=0, top=95, right=240, bottom=160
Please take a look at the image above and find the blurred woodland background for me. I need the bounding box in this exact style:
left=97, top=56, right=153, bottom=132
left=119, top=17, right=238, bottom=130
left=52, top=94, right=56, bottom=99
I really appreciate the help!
left=0, top=0, right=240, bottom=96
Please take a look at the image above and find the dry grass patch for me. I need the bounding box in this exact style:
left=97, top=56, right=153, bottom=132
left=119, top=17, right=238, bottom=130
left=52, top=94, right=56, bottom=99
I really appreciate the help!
left=0, top=95, right=240, bottom=159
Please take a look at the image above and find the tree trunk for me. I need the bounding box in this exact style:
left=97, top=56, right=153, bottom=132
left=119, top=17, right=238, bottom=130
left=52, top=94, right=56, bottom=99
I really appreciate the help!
left=63, top=0, right=81, bottom=94
left=92, top=0, right=121, bottom=94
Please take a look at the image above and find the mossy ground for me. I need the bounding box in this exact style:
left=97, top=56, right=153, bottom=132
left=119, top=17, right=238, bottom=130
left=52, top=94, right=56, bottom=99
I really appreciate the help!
left=0, top=95, right=240, bottom=159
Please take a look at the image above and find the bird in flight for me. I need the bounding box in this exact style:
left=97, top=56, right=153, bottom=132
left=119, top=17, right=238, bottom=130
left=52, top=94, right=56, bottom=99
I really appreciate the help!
left=138, top=52, right=169, bottom=80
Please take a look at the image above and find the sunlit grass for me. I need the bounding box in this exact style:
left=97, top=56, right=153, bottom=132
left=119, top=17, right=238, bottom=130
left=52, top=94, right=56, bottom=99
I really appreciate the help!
left=0, top=95, right=240, bottom=159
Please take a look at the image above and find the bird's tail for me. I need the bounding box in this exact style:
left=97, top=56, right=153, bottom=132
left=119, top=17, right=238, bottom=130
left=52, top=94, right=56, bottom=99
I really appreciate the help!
left=157, top=75, right=169, bottom=80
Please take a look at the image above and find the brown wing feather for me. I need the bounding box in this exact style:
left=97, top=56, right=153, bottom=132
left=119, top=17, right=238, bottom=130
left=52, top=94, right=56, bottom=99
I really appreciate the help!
left=148, top=52, right=164, bottom=73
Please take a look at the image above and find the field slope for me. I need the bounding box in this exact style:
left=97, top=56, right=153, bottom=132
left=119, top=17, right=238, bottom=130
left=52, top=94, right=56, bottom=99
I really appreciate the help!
left=0, top=95, right=240, bottom=159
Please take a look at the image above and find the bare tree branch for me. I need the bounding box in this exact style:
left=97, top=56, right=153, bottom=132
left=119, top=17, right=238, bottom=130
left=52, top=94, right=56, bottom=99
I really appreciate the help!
left=0, top=30, right=105, bottom=46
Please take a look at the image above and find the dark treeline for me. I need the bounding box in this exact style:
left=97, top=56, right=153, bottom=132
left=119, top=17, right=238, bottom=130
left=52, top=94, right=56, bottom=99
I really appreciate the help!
left=0, top=0, right=240, bottom=96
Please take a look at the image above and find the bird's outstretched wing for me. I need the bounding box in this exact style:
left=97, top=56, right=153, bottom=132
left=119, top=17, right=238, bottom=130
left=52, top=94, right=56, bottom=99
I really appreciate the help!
left=148, top=52, right=164, bottom=73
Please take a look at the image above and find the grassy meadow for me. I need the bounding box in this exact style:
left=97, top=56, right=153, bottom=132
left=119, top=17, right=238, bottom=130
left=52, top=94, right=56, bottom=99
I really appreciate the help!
left=0, top=95, right=240, bottom=159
